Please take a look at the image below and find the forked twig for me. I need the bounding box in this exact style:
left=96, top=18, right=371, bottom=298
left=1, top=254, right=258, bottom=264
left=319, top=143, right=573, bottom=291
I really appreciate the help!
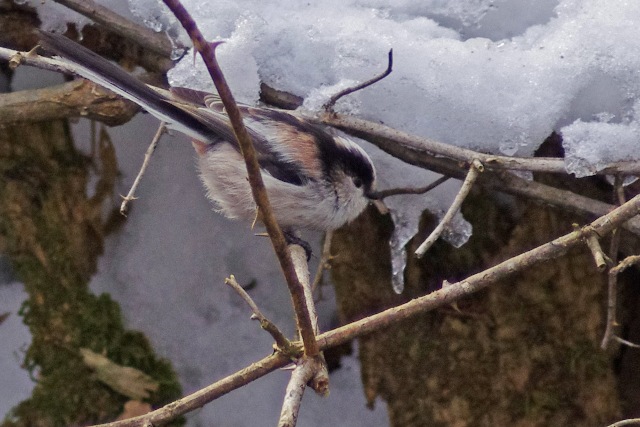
left=225, top=275, right=293, bottom=353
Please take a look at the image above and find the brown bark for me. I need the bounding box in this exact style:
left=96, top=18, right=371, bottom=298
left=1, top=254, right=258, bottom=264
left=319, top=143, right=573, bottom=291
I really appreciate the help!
left=331, top=183, right=628, bottom=426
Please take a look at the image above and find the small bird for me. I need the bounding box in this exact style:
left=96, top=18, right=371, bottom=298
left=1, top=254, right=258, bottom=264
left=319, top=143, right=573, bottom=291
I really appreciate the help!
left=38, top=32, right=378, bottom=234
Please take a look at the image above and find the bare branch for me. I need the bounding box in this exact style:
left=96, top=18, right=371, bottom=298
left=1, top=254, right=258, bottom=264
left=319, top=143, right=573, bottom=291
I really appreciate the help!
left=323, top=49, right=393, bottom=112
left=289, top=244, right=330, bottom=394
left=225, top=275, right=293, bottom=353
left=317, top=191, right=640, bottom=350
left=415, top=160, right=483, bottom=257
left=319, top=113, right=640, bottom=176
left=315, top=114, right=640, bottom=235
left=278, top=356, right=326, bottom=427
left=0, top=45, right=86, bottom=75
left=601, top=175, right=626, bottom=350
left=161, top=0, right=319, bottom=356
left=613, top=336, right=640, bottom=349
left=51, top=0, right=176, bottom=57
left=91, top=352, right=291, bottom=427
left=0, top=78, right=138, bottom=126
left=120, top=122, right=167, bottom=215
left=607, top=417, right=640, bottom=427
left=601, top=265, right=620, bottom=350
left=611, top=255, right=640, bottom=275
left=290, top=245, right=318, bottom=334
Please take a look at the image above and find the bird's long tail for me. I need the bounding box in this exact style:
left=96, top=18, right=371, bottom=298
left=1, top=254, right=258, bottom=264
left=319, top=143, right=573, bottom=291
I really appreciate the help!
left=38, top=31, right=219, bottom=142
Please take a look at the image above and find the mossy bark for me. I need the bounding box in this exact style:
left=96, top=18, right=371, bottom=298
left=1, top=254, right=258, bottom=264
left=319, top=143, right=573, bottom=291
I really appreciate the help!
left=0, top=120, right=182, bottom=426
left=331, top=188, right=625, bottom=426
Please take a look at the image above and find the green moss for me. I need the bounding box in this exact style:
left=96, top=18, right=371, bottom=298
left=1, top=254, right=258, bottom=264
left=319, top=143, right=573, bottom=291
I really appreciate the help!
left=0, top=120, right=182, bottom=427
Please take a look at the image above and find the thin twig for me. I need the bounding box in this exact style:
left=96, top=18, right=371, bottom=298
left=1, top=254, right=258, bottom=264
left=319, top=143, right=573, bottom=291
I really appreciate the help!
left=601, top=176, right=626, bottom=350
left=323, top=49, right=393, bottom=112
left=120, top=122, right=166, bottom=216
left=51, top=0, right=176, bottom=57
left=290, top=245, right=317, bottom=334
left=601, top=266, right=620, bottom=350
left=613, top=336, right=640, bottom=349
left=161, top=0, right=319, bottom=357
left=225, top=275, right=293, bottom=353
left=611, top=255, right=640, bottom=275
left=377, top=175, right=450, bottom=199
left=607, top=418, right=640, bottom=427
left=603, top=255, right=640, bottom=350
left=415, top=159, right=483, bottom=257
left=311, top=231, right=334, bottom=295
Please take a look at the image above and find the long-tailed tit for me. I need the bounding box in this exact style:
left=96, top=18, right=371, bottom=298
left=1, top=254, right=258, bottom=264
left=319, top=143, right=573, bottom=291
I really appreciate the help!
left=38, top=32, right=378, bottom=233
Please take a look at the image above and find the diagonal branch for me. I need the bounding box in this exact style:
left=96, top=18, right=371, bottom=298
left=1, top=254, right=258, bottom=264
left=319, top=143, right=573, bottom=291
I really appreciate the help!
left=160, top=0, right=319, bottom=357
left=317, top=190, right=640, bottom=349
left=91, top=352, right=292, bottom=427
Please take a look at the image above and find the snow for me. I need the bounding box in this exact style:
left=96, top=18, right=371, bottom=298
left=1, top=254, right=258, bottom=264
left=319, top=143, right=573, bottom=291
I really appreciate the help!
left=0, top=279, right=33, bottom=418
left=24, top=1, right=640, bottom=172
left=5, top=0, right=640, bottom=424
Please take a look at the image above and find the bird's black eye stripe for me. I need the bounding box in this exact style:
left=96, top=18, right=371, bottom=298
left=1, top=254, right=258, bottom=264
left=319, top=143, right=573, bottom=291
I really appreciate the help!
left=353, top=177, right=363, bottom=188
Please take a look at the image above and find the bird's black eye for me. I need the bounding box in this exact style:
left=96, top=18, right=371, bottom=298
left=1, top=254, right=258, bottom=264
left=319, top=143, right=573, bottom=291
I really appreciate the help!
left=353, top=177, right=363, bottom=188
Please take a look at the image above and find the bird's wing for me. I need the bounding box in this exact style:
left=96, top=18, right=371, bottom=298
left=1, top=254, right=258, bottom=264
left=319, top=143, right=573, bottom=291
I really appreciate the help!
left=39, top=31, right=311, bottom=185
